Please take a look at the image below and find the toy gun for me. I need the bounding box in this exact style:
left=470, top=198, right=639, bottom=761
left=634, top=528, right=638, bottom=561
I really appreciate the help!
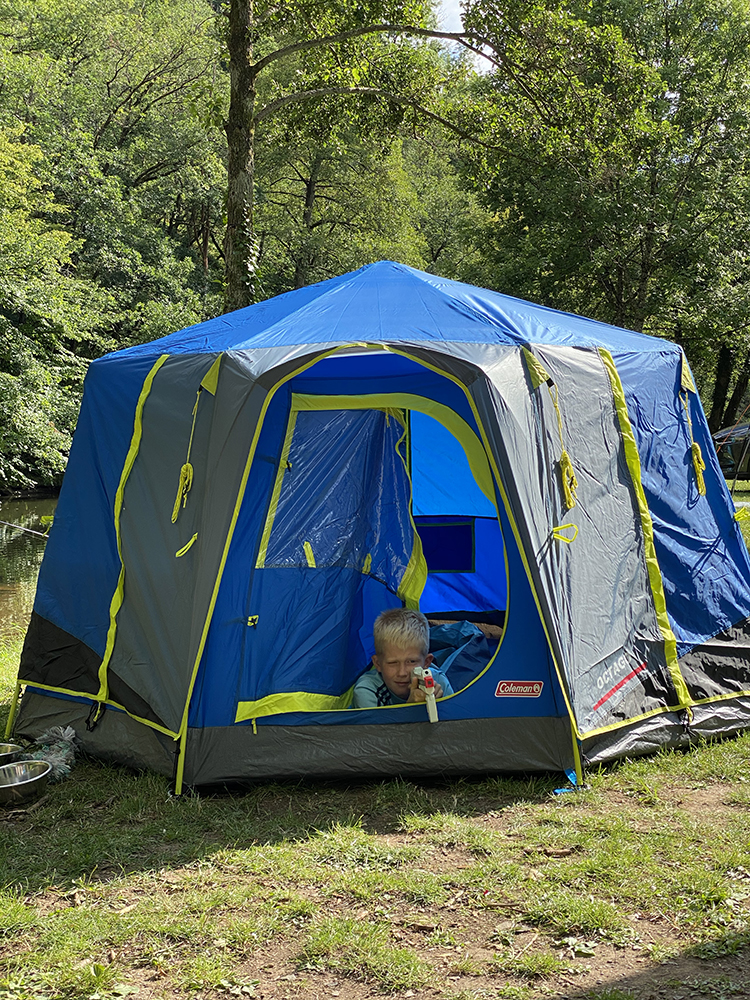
left=412, top=664, right=438, bottom=723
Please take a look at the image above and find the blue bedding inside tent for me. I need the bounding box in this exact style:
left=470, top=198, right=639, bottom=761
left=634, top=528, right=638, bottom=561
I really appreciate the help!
left=429, top=620, right=498, bottom=692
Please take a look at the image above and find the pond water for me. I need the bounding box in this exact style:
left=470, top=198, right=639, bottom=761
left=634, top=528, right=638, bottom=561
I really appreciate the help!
left=0, top=496, right=57, bottom=639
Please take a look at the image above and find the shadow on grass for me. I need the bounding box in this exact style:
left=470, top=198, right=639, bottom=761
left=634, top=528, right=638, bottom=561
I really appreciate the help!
left=559, top=926, right=750, bottom=1000
left=0, top=753, right=561, bottom=893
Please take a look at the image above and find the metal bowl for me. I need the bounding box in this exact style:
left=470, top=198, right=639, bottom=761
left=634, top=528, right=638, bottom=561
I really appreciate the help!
left=0, top=760, right=51, bottom=806
left=0, top=743, right=23, bottom=766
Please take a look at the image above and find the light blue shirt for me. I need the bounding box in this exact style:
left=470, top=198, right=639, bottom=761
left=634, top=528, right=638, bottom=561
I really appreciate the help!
left=351, top=665, right=453, bottom=709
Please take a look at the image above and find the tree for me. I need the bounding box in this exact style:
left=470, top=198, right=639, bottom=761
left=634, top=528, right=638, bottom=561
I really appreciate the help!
left=254, top=133, right=427, bottom=294
left=0, top=0, right=493, bottom=491
left=460, top=0, right=750, bottom=426
left=0, top=128, right=102, bottom=490
left=0, top=0, right=229, bottom=490
left=0, top=0, right=226, bottom=345
left=219, top=0, right=489, bottom=309
left=401, top=134, right=495, bottom=285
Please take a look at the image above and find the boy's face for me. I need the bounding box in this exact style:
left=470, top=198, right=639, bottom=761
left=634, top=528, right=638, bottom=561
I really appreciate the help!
left=372, top=642, right=434, bottom=700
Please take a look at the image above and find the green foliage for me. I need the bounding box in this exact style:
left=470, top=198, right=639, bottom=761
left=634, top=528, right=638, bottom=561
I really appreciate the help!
left=7, top=0, right=750, bottom=489
left=0, top=129, right=104, bottom=489
left=255, top=134, right=428, bottom=294
left=0, top=0, right=486, bottom=490
left=222, top=0, right=466, bottom=304
left=460, top=0, right=750, bottom=409
left=0, top=131, right=73, bottom=286
left=0, top=0, right=227, bottom=492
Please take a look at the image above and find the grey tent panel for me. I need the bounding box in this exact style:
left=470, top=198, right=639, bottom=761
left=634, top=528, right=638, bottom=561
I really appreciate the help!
left=15, top=689, right=176, bottom=776
left=182, top=717, right=575, bottom=786
left=532, top=346, right=671, bottom=731
left=110, top=354, right=222, bottom=732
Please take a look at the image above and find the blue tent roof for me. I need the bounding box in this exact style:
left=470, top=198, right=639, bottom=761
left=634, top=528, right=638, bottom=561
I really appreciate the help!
left=118, top=261, right=675, bottom=358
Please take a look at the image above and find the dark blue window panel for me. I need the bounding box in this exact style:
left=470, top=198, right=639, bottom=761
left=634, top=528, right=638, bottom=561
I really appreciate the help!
left=415, top=516, right=475, bottom=574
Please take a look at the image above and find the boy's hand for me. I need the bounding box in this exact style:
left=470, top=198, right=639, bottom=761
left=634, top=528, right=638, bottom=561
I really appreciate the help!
left=407, top=674, right=443, bottom=702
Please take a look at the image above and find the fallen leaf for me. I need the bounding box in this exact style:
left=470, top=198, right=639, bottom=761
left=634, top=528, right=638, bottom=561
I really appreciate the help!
left=401, top=919, right=437, bottom=931
left=115, top=903, right=138, bottom=915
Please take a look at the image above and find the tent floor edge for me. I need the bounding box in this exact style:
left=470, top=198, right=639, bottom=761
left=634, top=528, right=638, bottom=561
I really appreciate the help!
left=14, top=688, right=176, bottom=777
left=181, top=717, right=574, bottom=786
left=582, top=694, right=750, bottom=765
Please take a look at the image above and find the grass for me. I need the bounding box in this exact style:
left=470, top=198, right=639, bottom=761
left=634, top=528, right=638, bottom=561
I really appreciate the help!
left=300, top=914, right=431, bottom=989
left=0, top=631, right=23, bottom=732
left=3, top=489, right=750, bottom=999
left=727, top=482, right=750, bottom=548
left=0, top=677, right=748, bottom=1000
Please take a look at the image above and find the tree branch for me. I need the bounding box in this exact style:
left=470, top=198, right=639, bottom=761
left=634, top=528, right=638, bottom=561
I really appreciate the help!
left=254, top=85, right=495, bottom=148
left=252, top=24, right=499, bottom=76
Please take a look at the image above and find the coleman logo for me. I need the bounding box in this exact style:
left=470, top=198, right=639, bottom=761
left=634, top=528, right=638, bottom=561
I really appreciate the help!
left=495, top=680, right=544, bottom=698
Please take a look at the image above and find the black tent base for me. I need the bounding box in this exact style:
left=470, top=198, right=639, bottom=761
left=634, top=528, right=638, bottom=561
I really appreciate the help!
left=15, top=689, right=574, bottom=786
left=582, top=695, right=750, bottom=764
left=16, top=687, right=749, bottom=788
left=14, top=689, right=177, bottom=777
left=182, top=716, right=574, bottom=785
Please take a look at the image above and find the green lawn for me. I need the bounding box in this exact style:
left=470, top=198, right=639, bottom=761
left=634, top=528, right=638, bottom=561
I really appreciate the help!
left=2, top=631, right=750, bottom=1000
left=2, top=484, right=750, bottom=999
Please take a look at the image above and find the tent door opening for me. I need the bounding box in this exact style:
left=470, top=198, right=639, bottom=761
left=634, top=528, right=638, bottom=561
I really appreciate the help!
left=233, top=392, right=504, bottom=721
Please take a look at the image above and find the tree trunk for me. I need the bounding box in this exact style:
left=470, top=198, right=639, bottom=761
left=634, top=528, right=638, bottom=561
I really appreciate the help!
left=294, top=155, right=324, bottom=289
left=219, top=12, right=467, bottom=308
left=723, top=353, right=750, bottom=429
left=708, top=343, right=735, bottom=433
left=200, top=201, right=210, bottom=274
left=224, top=0, right=256, bottom=312
left=632, top=169, right=658, bottom=334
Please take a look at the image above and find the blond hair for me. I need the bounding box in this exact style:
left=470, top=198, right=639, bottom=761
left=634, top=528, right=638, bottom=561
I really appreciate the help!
left=373, top=608, right=429, bottom=657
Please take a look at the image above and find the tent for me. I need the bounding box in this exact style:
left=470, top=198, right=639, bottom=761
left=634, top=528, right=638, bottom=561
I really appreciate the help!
left=8, top=261, right=750, bottom=792
left=714, top=422, right=750, bottom=479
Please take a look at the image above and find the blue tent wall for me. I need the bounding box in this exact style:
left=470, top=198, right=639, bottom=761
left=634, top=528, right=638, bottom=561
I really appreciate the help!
left=614, top=350, right=750, bottom=652
left=32, top=354, right=168, bottom=659
left=238, top=404, right=418, bottom=710
left=412, top=410, right=507, bottom=615
left=243, top=484, right=563, bottom=729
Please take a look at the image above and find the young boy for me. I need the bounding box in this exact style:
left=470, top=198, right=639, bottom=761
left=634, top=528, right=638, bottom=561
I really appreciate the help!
left=351, top=608, right=454, bottom=709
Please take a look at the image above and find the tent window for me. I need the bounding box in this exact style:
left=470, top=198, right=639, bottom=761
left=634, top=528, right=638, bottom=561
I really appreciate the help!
left=257, top=406, right=417, bottom=593
left=415, top=516, right=475, bottom=574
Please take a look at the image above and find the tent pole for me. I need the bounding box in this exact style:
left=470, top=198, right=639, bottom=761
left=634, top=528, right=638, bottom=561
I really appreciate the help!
left=173, top=729, right=188, bottom=796
left=4, top=681, right=22, bottom=739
